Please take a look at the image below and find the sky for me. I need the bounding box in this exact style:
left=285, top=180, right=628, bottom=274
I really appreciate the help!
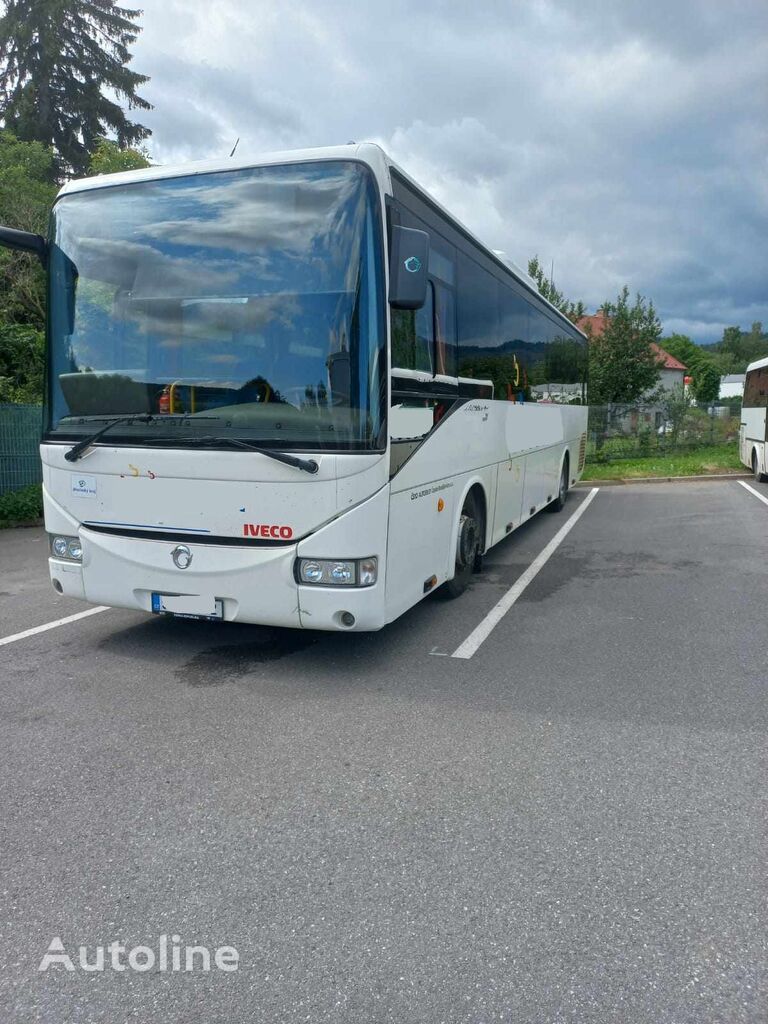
left=130, top=0, right=768, bottom=344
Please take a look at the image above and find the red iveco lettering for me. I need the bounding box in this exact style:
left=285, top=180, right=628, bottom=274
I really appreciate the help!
left=243, top=524, right=294, bottom=539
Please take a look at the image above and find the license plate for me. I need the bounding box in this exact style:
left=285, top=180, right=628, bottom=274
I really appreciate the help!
left=151, top=593, right=223, bottom=620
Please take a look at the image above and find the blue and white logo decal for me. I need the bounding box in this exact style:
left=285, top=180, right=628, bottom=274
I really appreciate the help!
left=404, top=256, right=422, bottom=273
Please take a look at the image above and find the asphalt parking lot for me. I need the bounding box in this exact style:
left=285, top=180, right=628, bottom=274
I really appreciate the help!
left=1, top=478, right=767, bottom=1023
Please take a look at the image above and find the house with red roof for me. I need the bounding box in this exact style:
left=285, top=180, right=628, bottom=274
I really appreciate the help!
left=577, top=313, right=688, bottom=394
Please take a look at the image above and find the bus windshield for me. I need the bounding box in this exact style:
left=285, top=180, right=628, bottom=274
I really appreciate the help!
left=47, top=160, right=385, bottom=451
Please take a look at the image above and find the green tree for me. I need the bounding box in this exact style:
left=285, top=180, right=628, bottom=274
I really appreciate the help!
left=690, top=361, right=720, bottom=405
left=0, top=321, right=43, bottom=401
left=0, top=130, right=56, bottom=327
left=89, top=136, right=150, bottom=174
left=0, top=0, right=151, bottom=179
left=588, top=287, right=662, bottom=404
left=659, top=333, right=700, bottom=370
left=528, top=255, right=585, bottom=323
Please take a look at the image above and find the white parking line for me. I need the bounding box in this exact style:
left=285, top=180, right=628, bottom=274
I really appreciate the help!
left=451, top=487, right=600, bottom=660
left=0, top=606, right=110, bottom=648
left=737, top=479, right=768, bottom=508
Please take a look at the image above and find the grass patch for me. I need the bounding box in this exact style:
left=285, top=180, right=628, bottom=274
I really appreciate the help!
left=583, top=444, right=744, bottom=481
left=0, top=483, right=43, bottom=526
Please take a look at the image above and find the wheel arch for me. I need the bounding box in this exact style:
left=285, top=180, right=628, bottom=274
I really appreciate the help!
left=449, top=477, right=489, bottom=569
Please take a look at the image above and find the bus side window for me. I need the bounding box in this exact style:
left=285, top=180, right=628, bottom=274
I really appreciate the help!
left=744, top=371, right=755, bottom=406
left=392, top=281, right=434, bottom=374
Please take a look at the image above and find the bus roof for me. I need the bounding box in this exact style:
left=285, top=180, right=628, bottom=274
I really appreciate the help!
left=746, top=356, right=768, bottom=374
left=58, top=141, right=585, bottom=338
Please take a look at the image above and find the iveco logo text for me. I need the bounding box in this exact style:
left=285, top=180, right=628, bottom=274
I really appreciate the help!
left=171, top=544, right=193, bottom=569
left=404, top=256, right=422, bottom=273
left=243, top=524, right=294, bottom=539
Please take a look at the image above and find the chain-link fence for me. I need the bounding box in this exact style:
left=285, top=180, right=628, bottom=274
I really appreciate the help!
left=0, top=404, right=43, bottom=494
left=586, top=403, right=740, bottom=463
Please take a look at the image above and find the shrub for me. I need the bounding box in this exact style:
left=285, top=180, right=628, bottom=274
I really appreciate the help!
left=0, top=483, right=43, bottom=524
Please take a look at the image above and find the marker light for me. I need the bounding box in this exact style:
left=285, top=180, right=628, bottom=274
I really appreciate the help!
left=297, top=557, right=378, bottom=587
left=50, top=534, right=82, bottom=562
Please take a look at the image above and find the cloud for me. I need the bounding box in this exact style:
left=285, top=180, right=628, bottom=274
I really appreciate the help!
left=130, top=0, right=768, bottom=343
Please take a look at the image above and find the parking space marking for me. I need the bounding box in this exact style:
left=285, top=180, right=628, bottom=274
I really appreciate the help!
left=0, top=605, right=110, bottom=648
left=738, top=479, right=768, bottom=508
left=450, top=487, right=600, bottom=660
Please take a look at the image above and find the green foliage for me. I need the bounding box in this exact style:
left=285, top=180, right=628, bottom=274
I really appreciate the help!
left=527, top=256, right=585, bottom=323
left=659, top=332, right=724, bottom=403
left=704, top=322, right=768, bottom=374
left=89, top=137, right=151, bottom=175
left=0, top=321, right=44, bottom=402
left=659, top=334, right=698, bottom=369
left=0, top=482, right=42, bottom=524
left=655, top=384, right=691, bottom=442
left=0, top=0, right=151, bottom=179
left=588, top=287, right=662, bottom=403
left=690, top=361, right=720, bottom=404
left=0, top=130, right=57, bottom=327
left=583, top=444, right=741, bottom=480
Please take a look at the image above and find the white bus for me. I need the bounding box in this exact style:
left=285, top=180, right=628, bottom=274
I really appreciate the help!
left=740, top=356, right=768, bottom=480
left=0, top=143, right=588, bottom=630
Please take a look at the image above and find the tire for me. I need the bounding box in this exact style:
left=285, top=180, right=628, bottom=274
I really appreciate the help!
left=443, top=492, right=483, bottom=599
left=753, top=450, right=767, bottom=483
left=547, top=459, right=569, bottom=513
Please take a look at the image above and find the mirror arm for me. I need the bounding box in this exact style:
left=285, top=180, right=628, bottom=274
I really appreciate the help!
left=0, top=225, right=48, bottom=267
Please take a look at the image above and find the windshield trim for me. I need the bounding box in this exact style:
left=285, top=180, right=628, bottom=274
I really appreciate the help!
left=44, top=158, right=388, bottom=452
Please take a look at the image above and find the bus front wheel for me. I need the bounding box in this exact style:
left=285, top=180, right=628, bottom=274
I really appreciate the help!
left=444, top=493, right=483, bottom=599
left=753, top=450, right=767, bottom=483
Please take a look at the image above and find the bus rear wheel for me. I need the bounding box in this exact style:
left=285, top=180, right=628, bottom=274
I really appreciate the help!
left=547, top=458, right=569, bottom=513
left=753, top=450, right=767, bottom=483
left=444, top=493, right=483, bottom=599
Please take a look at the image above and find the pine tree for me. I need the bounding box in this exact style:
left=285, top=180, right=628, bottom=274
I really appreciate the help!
left=0, top=0, right=151, bottom=180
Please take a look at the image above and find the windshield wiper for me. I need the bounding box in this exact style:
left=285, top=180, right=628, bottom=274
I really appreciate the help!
left=64, top=415, right=154, bottom=462
left=141, top=435, right=319, bottom=474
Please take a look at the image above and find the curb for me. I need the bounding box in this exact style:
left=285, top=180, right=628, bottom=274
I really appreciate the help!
left=577, top=473, right=751, bottom=487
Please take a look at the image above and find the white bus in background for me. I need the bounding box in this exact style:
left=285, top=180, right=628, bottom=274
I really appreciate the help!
left=0, top=143, right=588, bottom=631
left=740, top=357, right=768, bottom=480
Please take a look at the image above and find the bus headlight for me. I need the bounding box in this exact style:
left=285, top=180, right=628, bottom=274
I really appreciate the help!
left=50, top=534, right=82, bottom=562
left=297, top=557, right=377, bottom=587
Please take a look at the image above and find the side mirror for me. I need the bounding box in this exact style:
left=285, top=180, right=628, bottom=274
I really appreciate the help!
left=0, top=224, right=48, bottom=267
left=388, top=225, right=429, bottom=310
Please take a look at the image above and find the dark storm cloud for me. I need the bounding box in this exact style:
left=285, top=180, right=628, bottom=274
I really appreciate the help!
left=134, top=0, right=768, bottom=342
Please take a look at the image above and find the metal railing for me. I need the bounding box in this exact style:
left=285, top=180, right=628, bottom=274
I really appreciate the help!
left=586, top=403, right=739, bottom=463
